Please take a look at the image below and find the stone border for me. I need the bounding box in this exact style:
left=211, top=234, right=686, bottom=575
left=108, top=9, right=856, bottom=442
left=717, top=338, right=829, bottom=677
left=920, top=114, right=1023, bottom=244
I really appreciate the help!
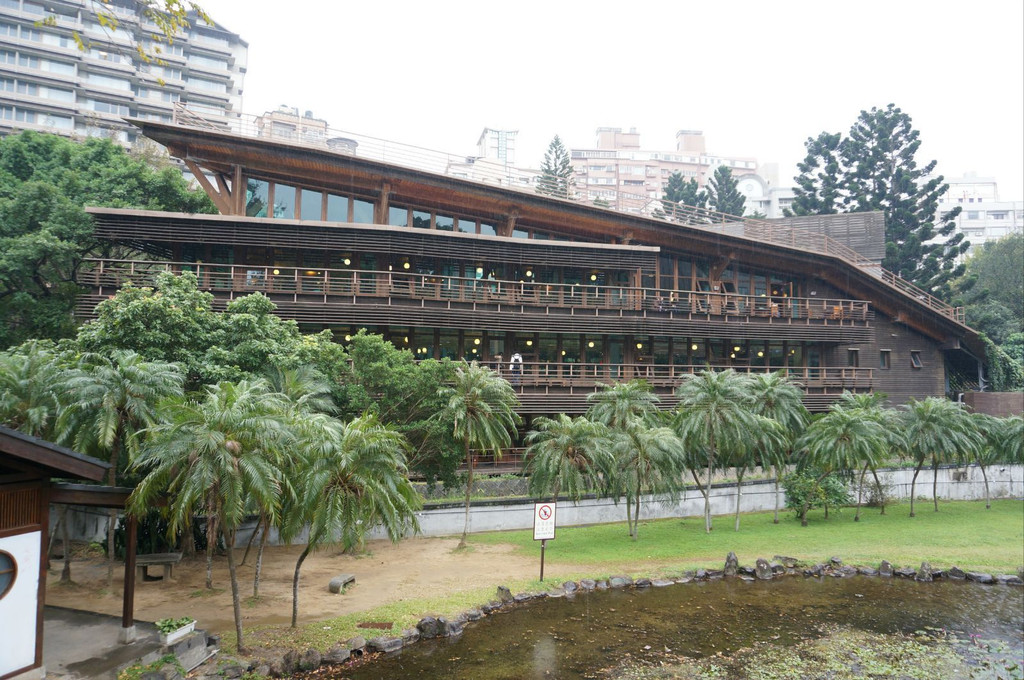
left=197, top=553, right=1023, bottom=679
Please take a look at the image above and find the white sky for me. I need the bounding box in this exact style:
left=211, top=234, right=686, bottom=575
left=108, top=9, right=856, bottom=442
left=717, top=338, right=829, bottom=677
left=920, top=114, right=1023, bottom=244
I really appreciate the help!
left=198, top=0, right=1024, bottom=200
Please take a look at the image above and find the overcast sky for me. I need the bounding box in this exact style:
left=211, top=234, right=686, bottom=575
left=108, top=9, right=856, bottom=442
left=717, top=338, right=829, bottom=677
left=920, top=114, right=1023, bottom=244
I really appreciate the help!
left=198, top=0, right=1024, bottom=200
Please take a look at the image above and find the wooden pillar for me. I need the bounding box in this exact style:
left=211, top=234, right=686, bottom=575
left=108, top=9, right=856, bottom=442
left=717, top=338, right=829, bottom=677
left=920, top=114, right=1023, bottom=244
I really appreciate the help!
left=376, top=182, right=391, bottom=224
left=120, top=512, right=138, bottom=642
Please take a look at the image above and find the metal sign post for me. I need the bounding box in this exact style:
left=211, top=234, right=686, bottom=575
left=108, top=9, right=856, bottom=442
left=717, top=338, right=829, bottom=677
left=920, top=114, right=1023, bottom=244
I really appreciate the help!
left=533, top=502, right=556, bottom=582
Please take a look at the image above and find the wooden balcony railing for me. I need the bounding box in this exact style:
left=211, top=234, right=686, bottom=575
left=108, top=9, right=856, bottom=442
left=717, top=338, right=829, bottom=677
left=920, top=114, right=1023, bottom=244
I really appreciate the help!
left=81, top=259, right=872, bottom=324
left=496, top=362, right=872, bottom=393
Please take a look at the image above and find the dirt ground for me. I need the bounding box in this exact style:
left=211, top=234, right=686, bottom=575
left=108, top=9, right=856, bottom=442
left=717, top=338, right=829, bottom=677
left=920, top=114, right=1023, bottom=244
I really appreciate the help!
left=44, top=537, right=544, bottom=634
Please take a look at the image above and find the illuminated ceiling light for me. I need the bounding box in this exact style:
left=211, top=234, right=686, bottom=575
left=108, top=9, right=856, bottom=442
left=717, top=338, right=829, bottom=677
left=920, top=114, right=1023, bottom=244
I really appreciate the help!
left=757, top=351, right=764, bottom=357
left=587, top=341, right=595, bottom=348
left=733, top=345, right=741, bottom=352
left=343, top=257, right=351, bottom=266
left=525, top=269, right=533, bottom=278
left=790, top=349, right=796, bottom=355
left=561, top=350, right=566, bottom=356
left=691, top=343, right=698, bottom=351
left=471, top=348, right=477, bottom=354
left=473, top=338, right=481, bottom=345
left=590, top=273, right=598, bottom=281
left=526, top=340, right=533, bottom=347
left=388, top=265, right=393, bottom=271
left=403, top=336, right=409, bottom=343
left=636, top=342, right=643, bottom=349
left=730, top=353, right=736, bottom=358
left=403, top=261, right=411, bottom=270
left=272, top=269, right=280, bottom=275
left=344, top=335, right=351, bottom=341
left=305, top=270, right=317, bottom=276
left=476, top=267, right=484, bottom=276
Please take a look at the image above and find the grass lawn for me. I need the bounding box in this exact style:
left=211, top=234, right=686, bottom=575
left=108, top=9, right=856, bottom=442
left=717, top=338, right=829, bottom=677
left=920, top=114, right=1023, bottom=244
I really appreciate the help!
left=472, top=498, right=1024, bottom=575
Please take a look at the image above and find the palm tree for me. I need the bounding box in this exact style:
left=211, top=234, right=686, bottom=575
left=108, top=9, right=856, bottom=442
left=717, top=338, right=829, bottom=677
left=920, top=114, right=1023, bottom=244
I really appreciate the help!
left=586, top=380, right=660, bottom=429
left=58, top=350, right=183, bottom=586
left=0, top=341, right=64, bottom=438
left=608, top=418, right=685, bottom=540
left=972, top=413, right=1003, bottom=510
left=283, top=413, right=420, bottom=627
left=129, top=379, right=292, bottom=653
left=834, top=392, right=898, bottom=520
left=747, top=371, right=808, bottom=524
left=1001, top=415, right=1024, bottom=464
left=436, top=362, right=520, bottom=549
left=723, top=416, right=784, bottom=531
left=674, top=369, right=759, bottom=533
left=901, top=397, right=983, bottom=516
left=525, top=414, right=613, bottom=501
left=794, top=405, right=888, bottom=526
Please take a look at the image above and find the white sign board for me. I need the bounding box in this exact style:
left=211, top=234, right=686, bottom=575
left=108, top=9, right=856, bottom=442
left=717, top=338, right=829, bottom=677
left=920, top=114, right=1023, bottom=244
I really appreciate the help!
left=533, top=502, right=556, bottom=541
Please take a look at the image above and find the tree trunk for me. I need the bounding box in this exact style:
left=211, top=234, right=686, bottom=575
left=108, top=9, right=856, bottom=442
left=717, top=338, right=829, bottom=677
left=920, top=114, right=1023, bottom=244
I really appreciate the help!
left=182, top=518, right=196, bottom=558
left=978, top=459, right=991, bottom=509
left=291, top=545, right=311, bottom=628
left=734, top=470, right=744, bottom=531
left=458, top=434, right=473, bottom=549
left=253, top=517, right=269, bottom=599
left=705, top=433, right=715, bottom=534
left=223, top=527, right=245, bottom=653
left=633, top=493, right=641, bottom=541
left=932, top=457, right=940, bottom=512
left=241, top=517, right=261, bottom=566
left=772, top=465, right=780, bottom=524
left=61, top=505, right=72, bottom=582
left=870, top=468, right=886, bottom=515
left=205, top=509, right=217, bottom=589
left=909, top=461, right=924, bottom=517
left=800, top=472, right=829, bottom=527
left=625, top=491, right=633, bottom=538
left=855, top=463, right=868, bottom=522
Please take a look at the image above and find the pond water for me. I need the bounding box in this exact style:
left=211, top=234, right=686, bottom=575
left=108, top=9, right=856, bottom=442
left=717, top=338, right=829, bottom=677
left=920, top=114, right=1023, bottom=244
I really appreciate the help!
left=322, top=577, right=1023, bottom=679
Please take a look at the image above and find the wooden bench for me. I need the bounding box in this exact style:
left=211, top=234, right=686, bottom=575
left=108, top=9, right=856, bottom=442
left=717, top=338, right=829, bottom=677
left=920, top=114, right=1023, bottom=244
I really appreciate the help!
left=136, top=552, right=182, bottom=582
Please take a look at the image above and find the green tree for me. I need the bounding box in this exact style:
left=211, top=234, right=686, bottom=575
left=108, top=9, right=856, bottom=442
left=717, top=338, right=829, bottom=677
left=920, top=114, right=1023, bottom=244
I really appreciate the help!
left=525, top=414, right=612, bottom=501
left=436, top=362, right=520, bottom=548
left=901, top=397, right=983, bottom=516
left=658, top=171, right=707, bottom=221
left=833, top=392, right=899, bottom=519
left=954, top=233, right=1024, bottom=345
left=793, top=405, right=888, bottom=526
left=789, top=105, right=967, bottom=296
left=284, top=413, right=419, bottom=627
left=0, top=340, right=65, bottom=438
left=537, top=135, right=575, bottom=199
left=674, top=369, right=760, bottom=533
left=58, top=350, right=184, bottom=585
left=705, top=166, right=746, bottom=217
left=747, top=371, right=809, bottom=524
left=129, top=379, right=292, bottom=653
left=608, top=418, right=685, bottom=540
left=0, top=132, right=215, bottom=348
left=586, top=380, right=660, bottom=430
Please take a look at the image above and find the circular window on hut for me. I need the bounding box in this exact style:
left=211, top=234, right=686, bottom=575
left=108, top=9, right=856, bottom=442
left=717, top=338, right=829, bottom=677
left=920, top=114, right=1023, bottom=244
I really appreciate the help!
left=0, top=551, right=16, bottom=600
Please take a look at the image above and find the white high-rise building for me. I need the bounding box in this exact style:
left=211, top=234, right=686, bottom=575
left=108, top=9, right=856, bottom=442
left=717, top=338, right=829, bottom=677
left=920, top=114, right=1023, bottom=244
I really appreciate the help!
left=939, top=173, right=1023, bottom=255
left=0, top=0, right=246, bottom=145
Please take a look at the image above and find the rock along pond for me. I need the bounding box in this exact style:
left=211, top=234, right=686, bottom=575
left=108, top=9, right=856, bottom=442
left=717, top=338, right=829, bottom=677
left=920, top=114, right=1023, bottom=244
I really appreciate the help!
left=307, top=576, right=1023, bottom=679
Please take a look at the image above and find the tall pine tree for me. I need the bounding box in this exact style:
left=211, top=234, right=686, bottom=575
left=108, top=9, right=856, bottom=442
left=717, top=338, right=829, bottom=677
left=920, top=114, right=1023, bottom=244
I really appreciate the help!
left=537, top=135, right=575, bottom=199
left=706, top=165, right=746, bottom=217
left=657, top=171, right=707, bottom=220
left=789, top=104, right=968, bottom=296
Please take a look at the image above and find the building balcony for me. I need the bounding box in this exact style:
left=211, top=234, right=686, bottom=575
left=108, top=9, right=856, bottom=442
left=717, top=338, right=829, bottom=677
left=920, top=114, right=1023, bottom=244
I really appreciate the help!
left=77, top=259, right=874, bottom=342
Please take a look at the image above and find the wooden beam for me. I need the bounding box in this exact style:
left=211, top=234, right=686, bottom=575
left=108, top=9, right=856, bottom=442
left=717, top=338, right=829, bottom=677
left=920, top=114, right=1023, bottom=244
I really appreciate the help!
left=499, top=212, right=518, bottom=237
left=49, top=484, right=132, bottom=508
left=184, top=159, right=231, bottom=215
left=376, top=181, right=391, bottom=224
left=0, top=431, right=108, bottom=481
left=233, top=165, right=245, bottom=214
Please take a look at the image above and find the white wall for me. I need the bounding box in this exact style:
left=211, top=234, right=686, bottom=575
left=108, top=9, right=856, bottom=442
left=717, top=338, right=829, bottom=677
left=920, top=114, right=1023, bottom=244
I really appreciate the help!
left=0, top=531, right=40, bottom=676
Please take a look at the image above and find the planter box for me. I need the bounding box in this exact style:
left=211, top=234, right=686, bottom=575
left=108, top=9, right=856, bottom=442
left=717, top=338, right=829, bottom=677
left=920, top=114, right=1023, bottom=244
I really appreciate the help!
left=159, top=620, right=195, bottom=645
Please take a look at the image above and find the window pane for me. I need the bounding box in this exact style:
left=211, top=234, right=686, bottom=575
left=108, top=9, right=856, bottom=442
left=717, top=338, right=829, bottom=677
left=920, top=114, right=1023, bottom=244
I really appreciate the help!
left=479, top=223, right=496, bottom=236
left=457, top=218, right=475, bottom=234
left=352, top=198, right=373, bottom=223
left=412, top=210, right=431, bottom=229
left=435, top=214, right=454, bottom=231
left=326, top=194, right=349, bottom=221
left=274, top=183, right=296, bottom=219
left=389, top=206, right=408, bottom=227
left=299, top=189, right=322, bottom=221
left=246, top=179, right=269, bottom=217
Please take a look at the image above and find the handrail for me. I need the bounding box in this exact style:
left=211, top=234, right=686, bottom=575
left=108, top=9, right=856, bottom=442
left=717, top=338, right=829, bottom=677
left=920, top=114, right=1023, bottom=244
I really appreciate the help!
left=81, top=258, right=873, bottom=322
left=168, top=104, right=964, bottom=325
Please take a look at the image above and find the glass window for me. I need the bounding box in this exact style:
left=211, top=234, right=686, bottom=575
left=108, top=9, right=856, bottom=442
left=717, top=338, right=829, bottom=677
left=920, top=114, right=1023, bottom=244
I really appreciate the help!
left=245, top=179, right=269, bottom=217
left=479, top=223, right=496, bottom=236
left=299, top=189, right=322, bottom=221
left=388, top=206, right=408, bottom=227
left=326, top=193, right=349, bottom=221
left=412, top=210, right=431, bottom=229
left=273, top=183, right=296, bottom=219
left=910, top=351, right=922, bottom=369
left=435, top=214, right=454, bottom=232
left=847, top=349, right=859, bottom=368
left=352, top=198, right=373, bottom=223
left=457, top=218, right=476, bottom=234
left=879, top=350, right=891, bottom=370
left=0, top=551, right=15, bottom=600
left=512, top=228, right=528, bottom=239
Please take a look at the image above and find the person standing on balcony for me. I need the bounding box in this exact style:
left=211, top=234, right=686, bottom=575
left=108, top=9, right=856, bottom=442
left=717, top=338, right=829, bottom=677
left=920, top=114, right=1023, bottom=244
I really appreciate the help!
left=509, top=352, right=523, bottom=386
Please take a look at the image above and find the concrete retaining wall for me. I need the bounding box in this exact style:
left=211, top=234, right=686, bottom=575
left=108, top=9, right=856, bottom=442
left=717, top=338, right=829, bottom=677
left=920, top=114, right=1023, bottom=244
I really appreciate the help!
left=55, top=464, right=1023, bottom=544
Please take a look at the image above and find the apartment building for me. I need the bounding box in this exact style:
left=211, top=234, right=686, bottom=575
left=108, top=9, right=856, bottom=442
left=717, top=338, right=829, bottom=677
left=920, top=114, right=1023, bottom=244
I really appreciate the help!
left=0, top=0, right=245, bottom=145
left=939, top=173, right=1023, bottom=255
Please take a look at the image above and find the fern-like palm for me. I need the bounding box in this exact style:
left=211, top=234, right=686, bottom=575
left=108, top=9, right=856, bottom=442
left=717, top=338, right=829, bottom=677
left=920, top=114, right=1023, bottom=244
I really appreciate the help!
left=525, top=414, right=612, bottom=502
